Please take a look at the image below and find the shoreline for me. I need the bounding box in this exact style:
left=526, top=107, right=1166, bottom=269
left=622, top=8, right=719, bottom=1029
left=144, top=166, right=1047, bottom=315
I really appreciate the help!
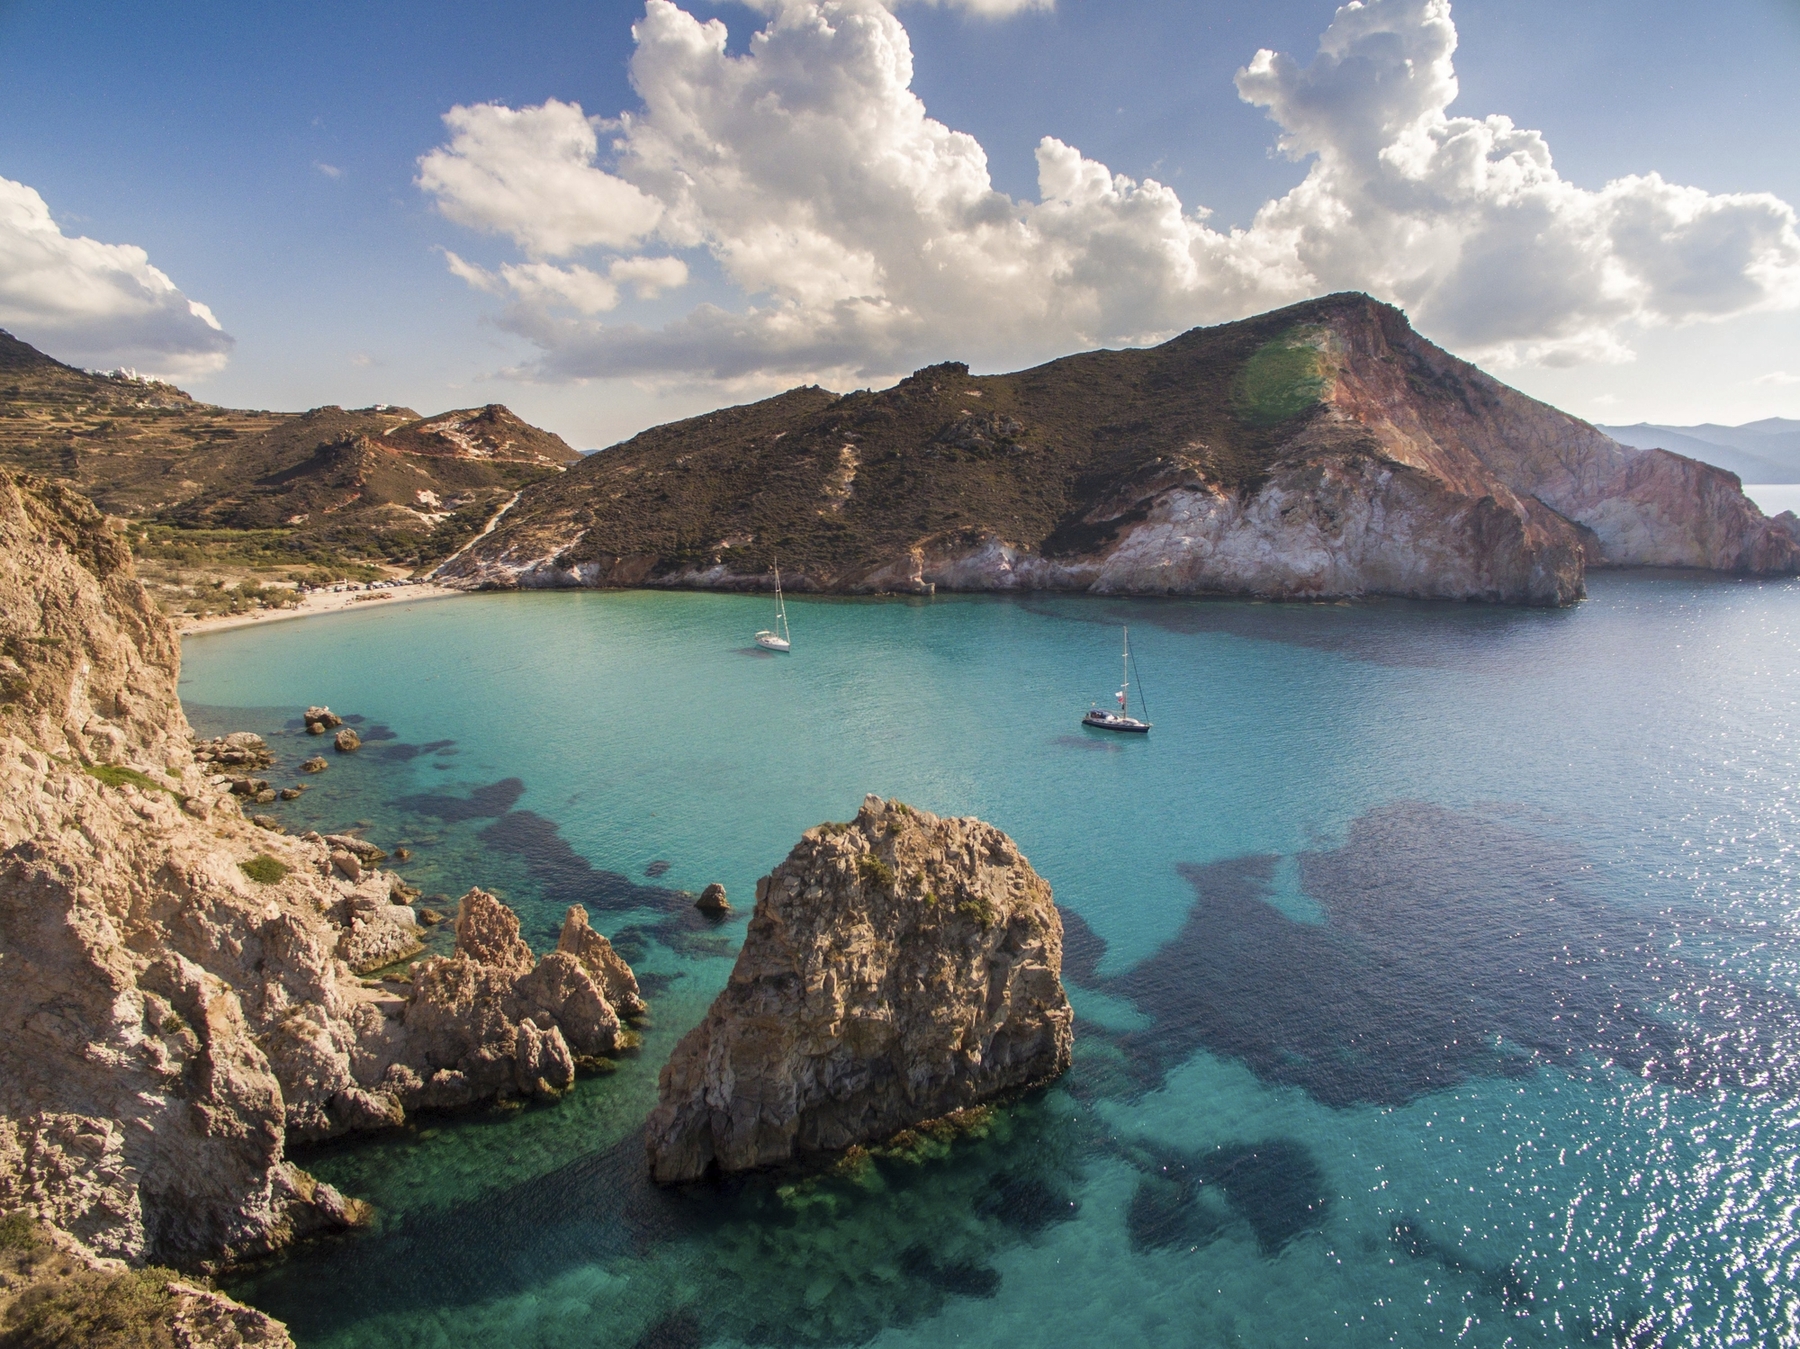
left=177, top=582, right=467, bottom=636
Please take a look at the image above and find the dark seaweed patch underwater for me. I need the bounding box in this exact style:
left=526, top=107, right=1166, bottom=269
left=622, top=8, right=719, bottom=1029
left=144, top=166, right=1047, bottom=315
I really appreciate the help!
left=1079, top=801, right=1800, bottom=1108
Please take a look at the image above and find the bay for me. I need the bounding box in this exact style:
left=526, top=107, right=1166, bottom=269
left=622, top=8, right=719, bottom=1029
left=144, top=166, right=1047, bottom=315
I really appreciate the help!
left=184, top=574, right=1800, bottom=1348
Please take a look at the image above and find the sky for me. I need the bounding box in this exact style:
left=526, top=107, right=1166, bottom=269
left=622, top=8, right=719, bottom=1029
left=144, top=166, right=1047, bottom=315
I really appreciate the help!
left=2, top=0, right=1798, bottom=449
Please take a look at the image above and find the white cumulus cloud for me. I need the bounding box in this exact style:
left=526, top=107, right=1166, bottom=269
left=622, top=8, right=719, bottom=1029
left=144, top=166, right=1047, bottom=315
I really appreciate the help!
left=0, top=175, right=233, bottom=380
left=418, top=0, right=1800, bottom=385
left=418, top=99, right=664, bottom=258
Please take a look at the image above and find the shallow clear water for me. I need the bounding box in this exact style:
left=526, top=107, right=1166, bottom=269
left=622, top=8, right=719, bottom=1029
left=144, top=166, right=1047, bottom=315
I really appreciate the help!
left=183, top=575, right=1800, bottom=1348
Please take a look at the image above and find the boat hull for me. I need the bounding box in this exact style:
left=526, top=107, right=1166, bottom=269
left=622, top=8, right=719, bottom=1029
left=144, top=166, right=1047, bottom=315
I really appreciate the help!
left=755, top=633, right=791, bottom=652
left=1082, top=713, right=1149, bottom=733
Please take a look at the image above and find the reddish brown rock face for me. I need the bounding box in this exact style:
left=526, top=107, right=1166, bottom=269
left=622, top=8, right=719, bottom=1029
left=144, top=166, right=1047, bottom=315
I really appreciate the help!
left=646, top=796, right=1073, bottom=1185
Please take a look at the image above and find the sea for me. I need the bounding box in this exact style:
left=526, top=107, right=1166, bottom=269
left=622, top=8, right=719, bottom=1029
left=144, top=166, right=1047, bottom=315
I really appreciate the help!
left=181, top=573, right=1800, bottom=1349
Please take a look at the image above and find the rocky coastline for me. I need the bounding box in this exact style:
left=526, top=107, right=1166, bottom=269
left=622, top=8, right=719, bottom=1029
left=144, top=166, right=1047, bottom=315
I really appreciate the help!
left=0, top=471, right=644, bottom=1338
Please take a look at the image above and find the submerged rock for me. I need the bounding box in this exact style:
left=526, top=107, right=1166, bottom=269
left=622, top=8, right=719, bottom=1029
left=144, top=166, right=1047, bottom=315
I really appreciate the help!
left=645, top=795, right=1072, bottom=1184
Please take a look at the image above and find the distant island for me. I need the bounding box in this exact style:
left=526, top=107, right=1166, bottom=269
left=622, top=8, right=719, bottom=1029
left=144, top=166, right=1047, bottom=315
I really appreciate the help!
left=1598, top=418, right=1800, bottom=486
left=4, top=293, right=1796, bottom=615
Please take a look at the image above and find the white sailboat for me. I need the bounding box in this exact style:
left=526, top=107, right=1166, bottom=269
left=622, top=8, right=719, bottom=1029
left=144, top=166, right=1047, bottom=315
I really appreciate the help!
left=755, top=564, right=792, bottom=652
left=1083, top=625, right=1150, bottom=732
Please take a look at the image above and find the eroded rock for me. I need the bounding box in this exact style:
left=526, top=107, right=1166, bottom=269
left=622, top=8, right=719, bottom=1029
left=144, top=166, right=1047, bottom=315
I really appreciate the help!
left=0, top=471, right=641, bottom=1292
left=695, top=881, right=730, bottom=914
left=645, top=795, right=1072, bottom=1184
left=333, top=728, right=361, bottom=753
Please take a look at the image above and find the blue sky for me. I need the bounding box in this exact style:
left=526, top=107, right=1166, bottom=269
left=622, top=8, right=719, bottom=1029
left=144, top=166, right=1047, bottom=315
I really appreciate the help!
left=2, top=0, right=1797, bottom=447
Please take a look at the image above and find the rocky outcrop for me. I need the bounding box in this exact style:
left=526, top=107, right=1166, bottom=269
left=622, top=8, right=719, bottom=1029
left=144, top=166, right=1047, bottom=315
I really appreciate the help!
left=0, top=472, right=642, bottom=1285
left=302, top=706, right=341, bottom=734
left=557, top=904, right=646, bottom=1017
left=695, top=882, right=730, bottom=914
left=646, top=795, right=1072, bottom=1184
left=439, top=294, right=1796, bottom=606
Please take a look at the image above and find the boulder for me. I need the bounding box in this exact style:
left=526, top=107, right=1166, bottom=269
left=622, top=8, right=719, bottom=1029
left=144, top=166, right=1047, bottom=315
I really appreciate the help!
left=301, top=756, right=328, bottom=774
left=278, top=787, right=304, bottom=800
left=303, top=706, right=343, bottom=733
left=645, top=795, right=1072, bottom=1184
left=333, top=728, right=361, bottom=753
left=695, top=882, right=730, bottom=914
left=323, top=833, right=387, bottom=864
left=556, top=905, right=646, bottom=1017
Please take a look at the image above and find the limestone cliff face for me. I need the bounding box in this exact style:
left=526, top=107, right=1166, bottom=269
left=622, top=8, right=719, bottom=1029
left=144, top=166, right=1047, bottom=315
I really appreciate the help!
left=439, top=294, right=1796, bottom=606
left=0, top=472, right=640, bottom=1276
left=646, top=796, right=1072, bottom=1184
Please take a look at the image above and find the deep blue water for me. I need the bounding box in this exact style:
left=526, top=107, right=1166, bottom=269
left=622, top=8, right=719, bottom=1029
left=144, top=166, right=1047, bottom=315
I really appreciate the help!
left=184, top=575, right=1800, bottom=1348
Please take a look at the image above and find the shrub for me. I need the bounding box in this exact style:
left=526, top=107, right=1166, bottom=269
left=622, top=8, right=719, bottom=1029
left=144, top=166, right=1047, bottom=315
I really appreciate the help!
left=239, top=855, right=289, bottom=885
left=857, top=854, right=895, bottom=891
left=82, top=764, right=175, bottom=799
left=956, top=894, right=996, bottom=929
left=1, top=1266, right=180, bottom=1349
left=0, top=1210, right=37, bottom=1252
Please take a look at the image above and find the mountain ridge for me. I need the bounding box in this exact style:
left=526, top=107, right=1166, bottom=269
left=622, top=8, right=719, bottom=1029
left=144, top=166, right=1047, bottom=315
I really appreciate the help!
left=0, top=328, right=580, bottom=613
left=438, top=294, right=1800, bottom=606
left=1599, top=420, right=1800, bottom=485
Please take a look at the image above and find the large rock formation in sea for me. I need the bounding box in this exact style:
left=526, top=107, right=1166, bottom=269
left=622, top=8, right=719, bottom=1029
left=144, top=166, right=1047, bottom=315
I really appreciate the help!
left=646, top=795, right=1072, bottom=1184
left=436, top=293, right=1800, bottom=606
left=0, top=471, right=642, bottom=1284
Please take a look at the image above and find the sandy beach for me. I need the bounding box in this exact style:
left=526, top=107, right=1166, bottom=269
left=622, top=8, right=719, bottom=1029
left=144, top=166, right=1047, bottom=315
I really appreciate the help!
left=177, top=582, right=468, bottom=637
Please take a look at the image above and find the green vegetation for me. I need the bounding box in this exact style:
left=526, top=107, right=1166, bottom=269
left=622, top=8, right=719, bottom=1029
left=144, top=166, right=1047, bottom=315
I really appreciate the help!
left=1, top=1265, right=181, bottom=1349
left=857, top=854, right=896, bottom=891
left=239, top=855, right=289, bottom=885
left=956, top=893, right=996, bottom=928
left=81, top=764, right=178, bottom=799
left=0, top=1212, right=35, bottom=1252
left=1234, top=326, right=1333, bottom=427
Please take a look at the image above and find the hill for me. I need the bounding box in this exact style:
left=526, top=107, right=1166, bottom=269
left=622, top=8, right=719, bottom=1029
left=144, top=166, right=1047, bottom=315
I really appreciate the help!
left=0, top=330, right=578, bottom=616
left=440, top=294, right=1799, bottom=606
left=1599, top=420, right=1800, bottom=484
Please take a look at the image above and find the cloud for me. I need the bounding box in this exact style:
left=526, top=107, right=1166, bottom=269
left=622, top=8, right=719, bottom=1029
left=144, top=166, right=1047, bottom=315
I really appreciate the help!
left=440, top=247, right=688, bottom=316
left=1753, top=370, right=1800, bottom=387
left=314, top=161, right=343, bottom=179
left=418, top=0, right=1800, bottom=385
left=0, top=175, right=233, bottom=380
left=417, top=99, right=663, bottom=257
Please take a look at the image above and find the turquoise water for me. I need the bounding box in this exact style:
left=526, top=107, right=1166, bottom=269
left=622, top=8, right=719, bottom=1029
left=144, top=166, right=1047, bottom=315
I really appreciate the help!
left=184, top=577, right=1800, bottom=1348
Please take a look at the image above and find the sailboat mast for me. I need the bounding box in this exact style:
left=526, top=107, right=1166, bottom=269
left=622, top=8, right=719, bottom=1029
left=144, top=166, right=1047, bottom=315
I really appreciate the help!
left=1122, top=626, right=1130, bottom=715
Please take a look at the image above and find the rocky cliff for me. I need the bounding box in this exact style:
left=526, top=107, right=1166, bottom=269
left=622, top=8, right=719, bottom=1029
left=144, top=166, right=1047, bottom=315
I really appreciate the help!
left=437, top=294, right=1799, bottom=606
left=0, top=472, right=641, bottom=1285
left=646, top=796, right=1072, bottom=1184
